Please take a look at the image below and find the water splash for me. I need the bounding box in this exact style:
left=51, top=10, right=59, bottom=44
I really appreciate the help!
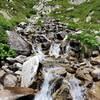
left=67, top=74, right=85, bottom=100
left=34, top=67, right=62, bottom=100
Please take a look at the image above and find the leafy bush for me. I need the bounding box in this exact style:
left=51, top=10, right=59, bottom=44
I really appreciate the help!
left=67, top=32, right=100, bottom=58
left=0, top=43, right=16, bottom=60
left=0, top=28, right=8, bottom=43
left=68, top=33, right=100, bottom=49
left=0, top=28, right=16, bottom=61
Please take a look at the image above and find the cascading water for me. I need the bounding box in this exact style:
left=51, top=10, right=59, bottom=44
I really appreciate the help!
left=66, top=73, right=85, bottom=100
left=34, top=67, right=63, bottom=100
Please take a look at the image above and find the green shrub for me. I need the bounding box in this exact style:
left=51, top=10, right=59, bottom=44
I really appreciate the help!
left=0, top=29, right=16, bottom=61
left=0, top=43, right=16, bottom=60
left=67, top=32, right=100, bottom=58
left=0, top=28, right=8, bottom=43
left=68, top=32, right=100, bottom=49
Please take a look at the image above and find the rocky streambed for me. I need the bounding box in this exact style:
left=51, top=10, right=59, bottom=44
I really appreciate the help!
left=0, top=18, right=100, bottom=100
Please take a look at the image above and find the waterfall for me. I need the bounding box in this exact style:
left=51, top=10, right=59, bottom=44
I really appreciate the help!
left=34, top=67, right=62, bottom=100
left=67, top=73, right=85, bottom=100
left=34, top=67, right=85, bottom=100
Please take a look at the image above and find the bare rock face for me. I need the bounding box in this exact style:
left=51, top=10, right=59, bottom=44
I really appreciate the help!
left=4, top=74, right=17, bottom=87
left=7, top=31, right=31, bottom=56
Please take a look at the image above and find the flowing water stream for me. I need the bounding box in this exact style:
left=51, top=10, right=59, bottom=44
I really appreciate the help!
left=34, top=67, right=85, bottom=100
left=67, top=73, right=85, bottom=100
left=34, top=67, right=62, bottom=100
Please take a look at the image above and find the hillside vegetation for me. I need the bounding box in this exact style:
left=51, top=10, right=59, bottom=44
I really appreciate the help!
left=48, top=0, right=100, bottom=30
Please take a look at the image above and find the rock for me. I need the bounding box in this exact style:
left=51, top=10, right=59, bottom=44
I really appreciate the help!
left=21, top=53, right=45, bottom=87
left=0, top=70, right=6, bottom=78
left=0, top=83, right=4, bottom=90
left=66, top=7, right=74, bottom=11
left=69, top=0, right=86, bottom=5
left=51, top=68, right=67, bottom=77
left=86, top=16, right=91, bottom=23
left=68, top=56, right=77, bottom=61
left=18, top=22, right=27, bottom=29
left=15, top=55, right=27, bottom=63
left=7, top=31, right=31, bottom=56
left=92, top=51, right=99, bottom=57
left=51, top=78, right=63, bottom=94
left=53, top=83, right=71, bottom=100
left=6, top=57, right=16, bottom=64
left=4, top=74, right=17, bottom=87
left=75, top=67, right=93, bottom=82
left=91, top=68, right=100, bottom=81
left=15, top=71, right=22, bottom=75
left=96, top=36, right=100, bottom=43
left=0, top=87, right=36, bottom=100
left=66, top=66, right=76, bottom=74
left=91, top=55, right=100, bottom=65
left=87, top=81, right=100, bottom=100
left=13, top=63, right=23, bottom=70
left=69, top=40, right=81, bottom=53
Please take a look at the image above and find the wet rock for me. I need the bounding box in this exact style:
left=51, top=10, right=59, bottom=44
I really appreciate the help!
left=7, top=31, right=31, bottom=56
left=51, top=78, right=63, bottom=94
left=53, top=83, right=72, bottom=100
left=91, top=55, right=100, bottom=65
left=4, top=74, right=17, bottom=87
left=91, top=68, right=100, bottom=81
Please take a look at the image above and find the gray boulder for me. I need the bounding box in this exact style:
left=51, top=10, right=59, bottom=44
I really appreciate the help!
left=7, top=31, right=31, bottom=56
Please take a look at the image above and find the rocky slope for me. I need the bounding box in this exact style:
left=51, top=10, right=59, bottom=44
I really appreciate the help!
left=0, top=17, right=100, bottom=100
left=0, top=0, right=100, bottom=100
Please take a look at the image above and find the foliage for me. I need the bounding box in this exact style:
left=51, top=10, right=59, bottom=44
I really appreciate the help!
left=49, top=0, right=100, bottom=30
left=0, top=29, right=16, bottom=61
left=0, top=43, right=16, bottom=60
left=68, top=32, right=100, bottom=49
left=0, top=28, right=8, bottom=43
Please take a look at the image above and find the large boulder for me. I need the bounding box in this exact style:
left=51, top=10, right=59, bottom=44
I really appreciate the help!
left=7, top=31, right=31, bottom=56
left=21, top=53, right=45, bottom=87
